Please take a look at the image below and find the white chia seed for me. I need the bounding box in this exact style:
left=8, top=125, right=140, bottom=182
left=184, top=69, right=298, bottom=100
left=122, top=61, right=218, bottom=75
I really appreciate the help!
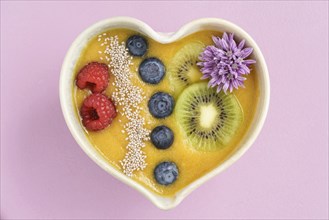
left=99, top=35, right=150, bottom=177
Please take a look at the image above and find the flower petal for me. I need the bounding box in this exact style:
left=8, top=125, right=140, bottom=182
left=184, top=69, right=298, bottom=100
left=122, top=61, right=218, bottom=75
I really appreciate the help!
left=240, top=64, right=251, bottom=74
left=212, top=36, right=222, bottom=48
left=229, top=33, right=236, bottom=50
left=229, top=84, right=234, bottom=93
left=216, top=84, right=223, bottom=93
left=222, top=38, right=229, bottom=51
left=240, top=47, right=253, bottom=59
left=238, top=39, right=245, bottom=50
left=223, top=32, right=229, bottom=43
left=243, top=59, right=256, bottom=65
left=223, top=82, right=229, bottom=94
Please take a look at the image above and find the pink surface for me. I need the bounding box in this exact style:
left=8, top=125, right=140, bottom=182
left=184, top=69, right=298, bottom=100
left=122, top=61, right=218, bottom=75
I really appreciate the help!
left=1, top=1, right=328, bottom=219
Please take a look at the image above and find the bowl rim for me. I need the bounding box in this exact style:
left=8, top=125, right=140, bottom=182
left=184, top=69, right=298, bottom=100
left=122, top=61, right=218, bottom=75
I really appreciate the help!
left=59, top=16, right=270, bottom=210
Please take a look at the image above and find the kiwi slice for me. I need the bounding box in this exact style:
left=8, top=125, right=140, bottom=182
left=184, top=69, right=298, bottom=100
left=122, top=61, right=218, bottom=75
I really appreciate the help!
left=175, top=82, right=243, bottom=151
left=168, top=42, right=205, bottom=95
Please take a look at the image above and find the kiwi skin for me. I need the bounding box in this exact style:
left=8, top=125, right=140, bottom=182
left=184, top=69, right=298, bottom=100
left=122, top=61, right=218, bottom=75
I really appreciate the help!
left=175, top=82, right=244, bottom=151
left=168, top=42, right=205, bottom=96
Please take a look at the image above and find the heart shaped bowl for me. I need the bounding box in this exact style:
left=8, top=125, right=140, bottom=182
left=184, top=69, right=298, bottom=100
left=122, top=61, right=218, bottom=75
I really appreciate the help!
left=60, top=17, right=270, bottom=210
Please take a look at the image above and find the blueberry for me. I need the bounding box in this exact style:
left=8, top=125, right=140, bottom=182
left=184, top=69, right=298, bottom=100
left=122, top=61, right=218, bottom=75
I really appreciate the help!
left=154, top=162, right=179, bottom=185
left=126, top=35, right=148, bottom=56
left=148, top=92, right=174, bottom=118
left=151, top=126, right=174, bottom=149
left=139, top=58, right=165, bottom=84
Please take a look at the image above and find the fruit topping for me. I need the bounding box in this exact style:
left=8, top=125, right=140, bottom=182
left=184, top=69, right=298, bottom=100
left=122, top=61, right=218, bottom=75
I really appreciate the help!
left=76, top=62, right=109, bottom=93
left=150, top=125, right=174, bottom=150
left=168, top=42, right=204, bottom=95
left=138, top=58, right=165, bottom=84
left=80, top=93, right=117, bottom=131
left=126, top=35, right=148, bottom=56
left=148, top=92, right=174, bottom=118
left=154, top=162, right=178, bottom=185
left=175, top=82, right=243, bottom=151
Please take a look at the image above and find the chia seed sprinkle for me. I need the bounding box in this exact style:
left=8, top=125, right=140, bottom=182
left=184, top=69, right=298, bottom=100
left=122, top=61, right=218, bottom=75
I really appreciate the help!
left=99, top=35, right=150, bottom=177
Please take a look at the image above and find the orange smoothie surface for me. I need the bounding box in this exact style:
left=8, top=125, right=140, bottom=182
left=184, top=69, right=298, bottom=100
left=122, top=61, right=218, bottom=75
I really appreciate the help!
left=72, top=29, right=259, bottom=196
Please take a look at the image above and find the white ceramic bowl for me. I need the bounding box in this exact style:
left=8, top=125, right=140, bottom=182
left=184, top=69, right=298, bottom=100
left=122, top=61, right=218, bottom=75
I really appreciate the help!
left=60, top=17, right=270, bottom=210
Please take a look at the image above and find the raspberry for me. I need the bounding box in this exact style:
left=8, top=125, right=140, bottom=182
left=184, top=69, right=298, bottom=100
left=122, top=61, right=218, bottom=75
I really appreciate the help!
left=80, top=93, right=117, bottom=131
left=76, top=62, right=109, bottom=93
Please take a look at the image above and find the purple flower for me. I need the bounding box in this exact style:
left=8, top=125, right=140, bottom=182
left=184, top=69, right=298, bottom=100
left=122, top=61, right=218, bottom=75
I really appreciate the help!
left=198, top=32, right=256, bottom=93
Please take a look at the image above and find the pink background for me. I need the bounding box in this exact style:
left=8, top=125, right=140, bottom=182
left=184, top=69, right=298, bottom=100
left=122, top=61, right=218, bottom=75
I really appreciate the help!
left=1, top=1, right=328, bottom=219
